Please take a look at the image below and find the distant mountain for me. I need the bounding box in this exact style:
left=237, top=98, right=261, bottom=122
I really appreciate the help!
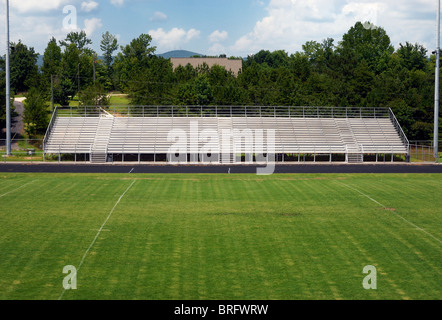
left=37, top=55, right=44, bottom=68
left=157, top=50, right=203, bottom=59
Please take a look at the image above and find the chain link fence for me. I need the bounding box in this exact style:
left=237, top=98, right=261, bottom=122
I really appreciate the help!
left=0, top=139, right=48, bottom=163
left=409, top=141, right=441, bottom=163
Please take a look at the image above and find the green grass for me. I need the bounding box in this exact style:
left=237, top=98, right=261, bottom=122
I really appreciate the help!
left=0, top=173, right=441, bottom=300
left=109, top=94, right=130, bottom=106
left=68, top=94, right=130, bottom=107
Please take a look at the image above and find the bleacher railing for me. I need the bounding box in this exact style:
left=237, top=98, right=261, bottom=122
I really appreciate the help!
left=388, top=108, right=410, bottom=154
left=55, top=106, right=391, bottom=119
left=409, top=141, right=441, bottom=163
left=43, top=106, right=59, bottom=153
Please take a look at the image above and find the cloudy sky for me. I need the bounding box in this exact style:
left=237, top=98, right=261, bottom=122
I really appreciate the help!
left=0, top=0, right=439, bottom=57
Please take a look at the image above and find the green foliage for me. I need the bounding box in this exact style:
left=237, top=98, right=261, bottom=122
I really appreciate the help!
left=78, top=83, right=110, bottom=106
left=23, top=87, right=49, bottom=137
left=10, top=41, right=39, bottom=93
left=41, top=37, right=62, bottom=84
left=100, top=31, right=119, bottom=69
left=338, top=22, right=394, bottom=74
left=113, top=34, right=157, bottom=91
left=59, top=31, right=93, bottom=55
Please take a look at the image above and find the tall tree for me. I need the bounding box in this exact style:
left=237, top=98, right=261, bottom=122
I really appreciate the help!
left=396, top=42, right=428, bottom=71
left=9, top=40, right=39, bottom=93
left=23, top=87, right=49, bottom=137
left=338, top=22, right=394, bottom=74
left=100, top=31, right=119, bottom=69
left=41, top=37, right=62, bottom=79
left=113, top=33, right=156, bottom=90
left=41, top=37, right=63, bottom=101
left=59, top=31, right=93, bottom=55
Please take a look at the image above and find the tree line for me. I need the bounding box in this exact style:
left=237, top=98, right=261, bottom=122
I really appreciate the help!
left=0, top=22, right=440, bottom=140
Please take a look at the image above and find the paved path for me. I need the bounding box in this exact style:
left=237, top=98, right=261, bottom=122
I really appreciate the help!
left=1, top=99, right=25, bottom=151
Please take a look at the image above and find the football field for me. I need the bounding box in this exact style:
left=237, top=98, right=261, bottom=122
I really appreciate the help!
left=0, top=172, right=441, bottom=300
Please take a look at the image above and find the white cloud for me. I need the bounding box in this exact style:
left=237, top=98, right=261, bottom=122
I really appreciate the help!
left=0, top=11, right=66, bottom=54
left=232, top=0, right=438, bottom=56
left=110, top=0, right=124, bottom=6
left=208, top=43, right=227, bottom=55
left=209, top=30, right=228, bottom=43
left=186, top=29, right=201, bottom=41
left=149, top=27, right=201, bottom=51
left=6, top=0, right=72, bottom=13
left=81, top=1, right=99, bottom=13
left=83, top=18, right=103, bottom=37
left=150, top=11, right=168, bottom=22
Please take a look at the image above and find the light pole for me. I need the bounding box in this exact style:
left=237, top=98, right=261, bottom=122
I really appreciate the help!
left=5, top=0, right=11, bottom=156
left=435, top=0, right=441, bottom=162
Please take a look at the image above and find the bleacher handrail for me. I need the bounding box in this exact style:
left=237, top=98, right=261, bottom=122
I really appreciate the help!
left=54, top=106, right=391, bottom=119
left=388, top=108, right=410, bottom=153
left=43, top=106, right=58, bottom=154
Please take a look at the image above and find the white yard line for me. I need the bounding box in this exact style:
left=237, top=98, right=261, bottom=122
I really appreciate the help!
left=338, top=182, right=386, bottom=208
left=58, top=179, right=137, bottom=300
left=0, top=180, right=38, bottom=198
left=337, top=181, right=442, bottom=245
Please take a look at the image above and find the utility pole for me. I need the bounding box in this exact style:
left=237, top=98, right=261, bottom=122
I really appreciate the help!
left=51, top=75, right=54, bottom=112
left=436, top=0, right=441, bottom=162
left=5, top=0, right=11, bottom=156
left=93, top=56, right=96, bottom=83
left=77, top=63, right=80, bottom=97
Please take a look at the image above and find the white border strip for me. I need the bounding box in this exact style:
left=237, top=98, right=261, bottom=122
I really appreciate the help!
left=0, top=180, right=38, bottom=198
left=58, top=179, right=136, bottom=300
left=338, top=181, right=442, bottom=245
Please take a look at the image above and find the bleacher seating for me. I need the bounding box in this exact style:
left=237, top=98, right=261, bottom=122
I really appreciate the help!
left=43, top=108, right=409, bottom=162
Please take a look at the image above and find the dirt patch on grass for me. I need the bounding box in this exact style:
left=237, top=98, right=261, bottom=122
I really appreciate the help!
left=280, top=212, right=303, bottom=217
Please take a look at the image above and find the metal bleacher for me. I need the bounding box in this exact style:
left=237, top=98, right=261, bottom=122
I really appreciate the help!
left=43, top=106, right=409, bottom=163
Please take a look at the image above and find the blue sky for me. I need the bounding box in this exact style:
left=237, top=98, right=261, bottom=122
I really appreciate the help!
left=98, top=0, right=267, bottom=55
left=0, top=0, right=439, bottom=57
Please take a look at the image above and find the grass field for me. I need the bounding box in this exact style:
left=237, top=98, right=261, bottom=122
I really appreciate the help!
left=0, top=173, right=441, bottom=300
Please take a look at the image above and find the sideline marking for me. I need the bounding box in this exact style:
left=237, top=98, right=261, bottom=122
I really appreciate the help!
left=58, top=179, right=137, bottom=300
left=338, top=181, right=442, bottom=245
left=0, top=180, right=38, bottom=198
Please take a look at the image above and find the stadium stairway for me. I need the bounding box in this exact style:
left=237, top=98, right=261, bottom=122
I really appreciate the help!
left=335, top=118, right=363, bottom=162
left=218, top=118, right=235, bottom=163
left=91, top=116, right=114, bottom=163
